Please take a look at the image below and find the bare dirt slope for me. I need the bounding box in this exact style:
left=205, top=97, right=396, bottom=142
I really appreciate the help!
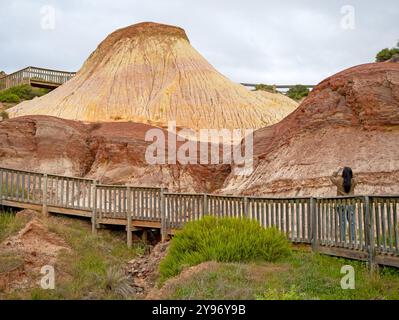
left=0, top=210, right=70, bottom=294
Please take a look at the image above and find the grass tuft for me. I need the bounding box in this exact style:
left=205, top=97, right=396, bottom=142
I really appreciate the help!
left=0, top=210, right=29, bottom=242
left=159, top=216, right=291, bottom=281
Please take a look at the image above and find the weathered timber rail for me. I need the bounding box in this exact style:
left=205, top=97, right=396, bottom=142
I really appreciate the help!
left=0, top=166, right=398, bottom=268
left=0, top=66, right=314, bottom=92
left=240, top=83, right=315, bottom=90
left=0, top=66, right=76, bottom=90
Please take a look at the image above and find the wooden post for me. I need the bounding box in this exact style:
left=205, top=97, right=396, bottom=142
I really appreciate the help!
left=160, top=188, right=168, bottom=242
left=243, top=196, right=249, bottom=219
left=126, top=186, right=132, bottom=248
left=203, top=193, right=208, bottom=216
left=42, top=174, right=48, bottom=216
left=142, top=229, right=148, bottom=243
left=91, top=181, right=97, bottom=235
left=310, top=197, right=318, bottom=252
left=365, top=196, right=377, bottom=272
left=0, top=169, right=3, bottom=208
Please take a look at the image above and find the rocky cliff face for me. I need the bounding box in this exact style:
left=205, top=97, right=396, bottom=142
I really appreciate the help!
left=221, top=62, right=399, bottom=196
left=0, top=116, right=230, bottom=192
left=8, top=22, right=297, bottom=130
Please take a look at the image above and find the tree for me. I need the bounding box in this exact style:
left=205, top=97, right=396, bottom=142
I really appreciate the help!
left=286, top=85, right=310, bottom=101
left=375, top=41, right=399, bottom=62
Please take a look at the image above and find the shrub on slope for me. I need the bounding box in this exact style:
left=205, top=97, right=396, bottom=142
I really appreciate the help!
left=159, top=216, right=291, bottom=281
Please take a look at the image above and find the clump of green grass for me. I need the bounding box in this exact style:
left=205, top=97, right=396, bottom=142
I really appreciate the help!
left=159, top=216, right=291, bottom=281
left=256, top=285, right=311, bottom=300
left=0, top=210, right=29, bottom=242
left=263, top=249, right=399, bottom=300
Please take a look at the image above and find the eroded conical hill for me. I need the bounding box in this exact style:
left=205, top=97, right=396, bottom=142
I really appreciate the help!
left=9, top=22, right=297, bottom=130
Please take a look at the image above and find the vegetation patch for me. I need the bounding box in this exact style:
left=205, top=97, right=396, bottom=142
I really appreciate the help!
left=0, top=111, right=9, bottom=120
left=254, top=83, right=278, bottom=93
left=0, top=213, right=144, bottom=300
left=159, top=216, right=291, bottom=281
left=157, top=247, right=399, bottom=300
left=0, top=211, right=30, bottom=243
left=376, top=42, right=399, bottom=62
left=0, top=84, right=49, bottom=105
left=286, top=84, right=309, bottom=101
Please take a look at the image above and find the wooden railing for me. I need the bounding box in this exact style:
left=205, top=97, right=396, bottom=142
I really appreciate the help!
left=0, top=66, right=76, bottom=91
left=0, top=166, right=398, bottom=268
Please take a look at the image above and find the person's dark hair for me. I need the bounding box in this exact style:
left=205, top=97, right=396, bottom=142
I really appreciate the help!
left=342, top=167, right=353, bottom=193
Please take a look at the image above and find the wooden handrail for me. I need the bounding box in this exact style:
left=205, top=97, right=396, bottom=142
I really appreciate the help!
left=0, top=166, right=398, bottom=268
left=0, top=66, right=76, bottom=91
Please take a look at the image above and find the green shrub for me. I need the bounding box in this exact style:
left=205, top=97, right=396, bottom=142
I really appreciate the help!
left=0, top=92, right=20, bottom=103
left=376, top=47, right=399, bottom=62
left=0, top=111, right=9, bottom=120
left=0, top=84, right=49, bottom=103
left=286, top=85, right=310, bottom=101
left=159, top=216, right=291, bottom=281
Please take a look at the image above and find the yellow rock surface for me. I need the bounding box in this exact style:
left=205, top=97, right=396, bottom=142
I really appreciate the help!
left=9, top=22, right=297, bottom=130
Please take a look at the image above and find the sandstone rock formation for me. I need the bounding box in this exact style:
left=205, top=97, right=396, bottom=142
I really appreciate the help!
left=0, top=115, right=230, bottom=192
left=221, top=62, right=399, bottom=196
left=8, top=22, right=297, bottom=130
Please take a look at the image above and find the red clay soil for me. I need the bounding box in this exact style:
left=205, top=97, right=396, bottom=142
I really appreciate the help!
left=0, top=210, right=70, bottom=295
left=0, top=115, right=230, bottom=192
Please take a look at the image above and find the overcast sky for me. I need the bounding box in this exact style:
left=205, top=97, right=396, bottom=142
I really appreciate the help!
left=1, top=0, right=398, bottom=84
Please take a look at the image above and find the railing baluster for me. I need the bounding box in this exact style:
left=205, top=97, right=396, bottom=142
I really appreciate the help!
left=394, top=200, right=399, bottom=253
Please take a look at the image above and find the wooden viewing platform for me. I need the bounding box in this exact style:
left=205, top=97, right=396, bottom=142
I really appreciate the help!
left=240, top=83, right=315, bottom=90
left=1, top=166, right=398, bottom=269
left=0, top=66, right=76, bottom=91
left=0, top=66, right=314, bottom=92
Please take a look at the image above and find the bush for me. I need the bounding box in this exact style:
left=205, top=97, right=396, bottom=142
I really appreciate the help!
left=159, top=216, right=291, bottom=281
left=286, top=85, right=310, bottom=101
left=376, top=47, right=399, bottom=62
left=254, top=84, right=277, bottom=93
left=0, top=111, right=9, bottom=120
left=0, top=92, right=20, bottom=103
left=0, top=84, right=49, bottom=103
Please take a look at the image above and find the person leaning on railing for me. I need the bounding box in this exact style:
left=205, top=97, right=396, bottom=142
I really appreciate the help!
left=330, top=167, right=357, bottom=242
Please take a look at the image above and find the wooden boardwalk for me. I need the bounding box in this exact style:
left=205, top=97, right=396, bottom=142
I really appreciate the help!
left=0, top=66, right=314, bottom=92
left=0, top=166, right=398, bottom=269
left=0, top=66, right=76, bottom=91
left=240, top=83, right=315, bottom=90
